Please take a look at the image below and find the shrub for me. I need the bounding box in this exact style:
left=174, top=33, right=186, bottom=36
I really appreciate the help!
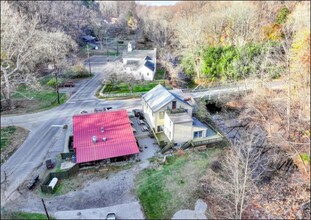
left=47, top=78, right=63, bottom=87
left=65, top=64, right=90, bottom=78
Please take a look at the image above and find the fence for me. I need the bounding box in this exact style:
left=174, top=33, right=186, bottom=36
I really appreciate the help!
left=40, top=164, right=79, bottom=194
left=99, top=92, right=145, bottom=98
left=60, top=152, right=75, bottom=160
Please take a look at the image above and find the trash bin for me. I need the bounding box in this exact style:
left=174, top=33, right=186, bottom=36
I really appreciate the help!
left=72, top=154, right=76, bottom=163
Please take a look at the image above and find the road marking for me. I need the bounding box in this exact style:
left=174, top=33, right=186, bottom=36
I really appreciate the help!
left=67, top=101, right=76, bottom=104
left=51, top=125, right=64, bottom=127
left=68, top=99, right=97, bottom=103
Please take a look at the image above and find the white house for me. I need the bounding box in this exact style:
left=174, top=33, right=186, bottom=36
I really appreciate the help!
left=122, top=42, right=156, bottom=81
left=142, top=84, right=209, bottom=144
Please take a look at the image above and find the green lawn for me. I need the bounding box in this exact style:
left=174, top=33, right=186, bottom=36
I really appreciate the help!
left=104, top=82, right=161, bottom=94
left=1, top=211, right=55, bottom=220
left=0, top=126, right=16, bottom=150
left=136, top=148, right=222, bottom=219
left=6, top=85, right=68, bottom=113
left=155, top=68, right=165, bottom=80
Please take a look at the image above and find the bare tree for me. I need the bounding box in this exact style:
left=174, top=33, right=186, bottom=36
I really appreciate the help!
left=103, top=61, right=125, bottom=87
left=0, top=2, right=76, bottom=109
left=201, top=128, right=270, bottom=219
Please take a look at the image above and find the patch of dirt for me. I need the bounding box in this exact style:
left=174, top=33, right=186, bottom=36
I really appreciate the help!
left=1, top=100, right=40, bottom=115
left=1, top=127, right=29, bottom=164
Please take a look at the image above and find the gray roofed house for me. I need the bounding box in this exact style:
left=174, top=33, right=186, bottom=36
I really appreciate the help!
left=141, top=84, right=222, bottom=145
left=122, top=42, right=157, bottom=81
left=142, top=84, right=191, bottom=113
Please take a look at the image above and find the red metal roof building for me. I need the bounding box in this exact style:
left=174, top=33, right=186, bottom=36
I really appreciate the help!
left=73, top=109, right=139, bottom=163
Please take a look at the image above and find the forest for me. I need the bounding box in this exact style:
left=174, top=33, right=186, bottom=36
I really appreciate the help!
left=1, top=1, right=310, bottom=219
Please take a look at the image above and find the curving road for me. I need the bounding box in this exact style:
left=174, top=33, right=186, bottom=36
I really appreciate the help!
left=0, top=54, right=286, bottom=206
left=0, top=56, right=141, bottom=206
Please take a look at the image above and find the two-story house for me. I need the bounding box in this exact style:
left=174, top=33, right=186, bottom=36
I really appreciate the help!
left=122, top=42, right=156, bottom=81
left=142, top=84, right=209, bottom=144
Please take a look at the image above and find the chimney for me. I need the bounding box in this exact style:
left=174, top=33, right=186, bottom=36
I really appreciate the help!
left=128, top=42, right=132, bottom=52
left=92, top=136, right=97, bottom=143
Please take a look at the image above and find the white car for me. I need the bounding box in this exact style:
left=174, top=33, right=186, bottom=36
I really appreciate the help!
left=106, top=213, right=116, bottom=220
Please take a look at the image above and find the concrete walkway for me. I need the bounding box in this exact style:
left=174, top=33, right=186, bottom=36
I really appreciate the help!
left=54, top=201, right=144, bottom=219
left=172, top=199, right=208, bottom=219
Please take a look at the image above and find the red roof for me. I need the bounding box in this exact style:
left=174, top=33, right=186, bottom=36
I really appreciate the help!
left=73, top=110, right=139, bottom=163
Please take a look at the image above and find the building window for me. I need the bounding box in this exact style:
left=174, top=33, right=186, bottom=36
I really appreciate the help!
left=147, top=73, right=149, bottom=76
left=159, top=111, right=164, bottom=119
left=172, top=101, right=176, bottom=109
left=193, top=131, right=203, bottom=138
left=157, top=126, right=163, bottom=132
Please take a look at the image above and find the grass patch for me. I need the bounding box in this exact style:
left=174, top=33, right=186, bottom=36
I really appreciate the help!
left=103, top=81, right=171, bottom=95
left=136, top=148, right=222, bottom=219
left=1, top=211, right=55, bottom=220
left=155, top=68, right=165, bottom=80
left=0, top=126, right=16, bottom=150
left=2, top=85, right=68, bottom=114
left=300, top=153, right=310, bottom=164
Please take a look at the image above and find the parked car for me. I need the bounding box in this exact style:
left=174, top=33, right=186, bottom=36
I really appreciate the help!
left=132, top=109, right=142, bottom=117
left=138, top=113, right=145, bottom=120
left=128, top=111, right=135, bottom=118
left=45, top=159, right=55, bottom=169
left=27, top=175, right=39, bottom=190
left=62, top=81, right=75, bottom=87
left=106, top=213, right=116, bottom=220
left=80, top=110, right=88, bottom=114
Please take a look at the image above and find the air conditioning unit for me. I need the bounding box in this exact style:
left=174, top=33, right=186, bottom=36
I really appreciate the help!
left=92, top=136, right=97, bottom=143
left=102, top=137, right=107, bottom=142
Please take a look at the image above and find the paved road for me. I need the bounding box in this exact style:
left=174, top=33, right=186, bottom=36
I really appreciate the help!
left=0, top=53, right=286, bottom=206
left=54, top=201, right=144, bottom=219
left=0, top=56, right=139, bottom=206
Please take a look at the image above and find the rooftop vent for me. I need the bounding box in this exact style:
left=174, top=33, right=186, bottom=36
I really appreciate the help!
left=92, top=136, right=97, bottom=143
left=101, top=127, right=104, bottom=133
left=102, top=137, right=107, bottom=142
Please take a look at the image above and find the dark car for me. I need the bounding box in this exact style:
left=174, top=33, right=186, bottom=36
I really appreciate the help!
left=137, top=112, right=145, bottom=120
left=62, top=81, right=75, bottom=87
left=46, top=159, right=55, bottom=169
left=132, top=109, right=141, bottom=117
left=27, top=175, right=39, bottom=190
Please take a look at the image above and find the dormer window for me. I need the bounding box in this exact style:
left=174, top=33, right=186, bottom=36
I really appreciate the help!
left=172, top=101, right=176, bottom=110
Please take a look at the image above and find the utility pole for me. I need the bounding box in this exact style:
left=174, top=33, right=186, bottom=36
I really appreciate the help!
left=53, top=60, right=60, bottom=104
left=87, top=44, right=92, bottom=76
left=106, top=36, right=108, bottom=58
left=41, top=199, right=50, bottom=220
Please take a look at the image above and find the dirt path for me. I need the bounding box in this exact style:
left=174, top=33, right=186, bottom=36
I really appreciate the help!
left=4, top=161, right=149, bottom=216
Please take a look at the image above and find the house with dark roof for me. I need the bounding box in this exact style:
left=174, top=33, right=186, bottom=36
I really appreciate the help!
left=142, top=84, right=209, bottom=144
left=122, top=42, right=156, bottom=81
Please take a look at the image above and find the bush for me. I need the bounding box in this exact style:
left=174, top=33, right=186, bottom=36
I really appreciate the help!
left=65, top=64, right=91, bottom=79
left=47, top=78, right=63, bottom=87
